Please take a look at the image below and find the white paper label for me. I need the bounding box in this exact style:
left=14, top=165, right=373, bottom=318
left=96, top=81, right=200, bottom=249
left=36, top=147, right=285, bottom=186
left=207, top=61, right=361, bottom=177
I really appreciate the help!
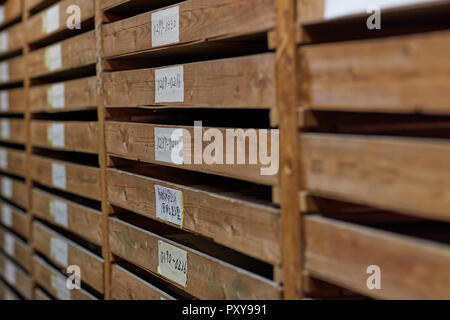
left=0, top=119, right=9, bottom=139
left=0, top=91, right=8, bottom=111
left=157, top=240, right=187, bottom=287
left=50, top=237, right=69, bottom=266
left=324, top=0, right=440, bottom=19
left=4, top=233, right=15, bottom=256
left=48, top=83, right=65, bottom=109
left=152, top=6, right=180, bottom=47
left=1, top=177, right=12, bottom=198
left=1, top=204, right=12, bottom=227
left=0, top=32, right=8, bottom=52
left=0, top=62, right=9, bottom=82
left=154, top=127, right=184, bottom=164
left=52, top=163, right=66, bottom=190
left=43, top=5, right=60, bottom=34
left=154, top=185, right=183, bottom=227
left=155, top=65, right=184, bottom=103
left=4, top=260, right=16, bottom=285
left=45, top=44, right=62, bottom=71
left=51, top=272, right=71, bottom=300
left=0, top=148, right=7, bottom=169
left=0, top=7, right=4, bottom=25
left=50, top=199, right=68, bottom=228
left=47, top=123, right=65, bottom=148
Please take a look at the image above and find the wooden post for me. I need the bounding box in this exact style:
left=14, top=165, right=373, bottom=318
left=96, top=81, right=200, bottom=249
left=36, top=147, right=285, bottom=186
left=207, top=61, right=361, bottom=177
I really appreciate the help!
left=95, top=0, right=111, bottom=300
left=276, top=0, right=304, bottom=299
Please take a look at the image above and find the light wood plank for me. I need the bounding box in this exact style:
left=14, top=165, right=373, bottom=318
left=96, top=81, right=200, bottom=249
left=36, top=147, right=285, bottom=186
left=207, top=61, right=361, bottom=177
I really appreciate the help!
left=0, top=226, right=31, bottom=272
left=27, top=31, right=96, bottom=78
left=103, top=53, right=275, bottom=109
left=32, top=188, right=102, bottom=246
left=106, top=122, right=279, bottom=186
left=111, top=264, right=175, bottom=300
left=31, top=121, right=99, bottom=154
left=107, top=168, right=280, bottom=264
left=300, top=133, right=450, bottom=222
left=31, top=155, right=101, bottom=201
left=109, top=217, right=282, bottom=299
left=0, top=176, right=28, bottom=210
left=0, top=148, right=27, bottom=178
left=33, top=221, right=104, bottom=293
left=0, top=253, right=32, bottom=299
left=299, top=30, right=450, bottom=115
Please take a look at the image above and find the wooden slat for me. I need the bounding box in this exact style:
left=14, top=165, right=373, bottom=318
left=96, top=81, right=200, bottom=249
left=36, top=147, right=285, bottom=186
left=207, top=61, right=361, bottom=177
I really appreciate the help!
left=300, top=133, right=450, bottom=222
left=299, top=30, right=450, bottom=115
left=29, top=76, right=97, bottom=113
left=0, top=55, right=25, bottom=84
left=297, top=0, right=449, bottom=24
left=102, top=0, right=275, bottom=58
left=0, top=23, right=24, bottom=56
left=32, top=188, right=102, bottom=246
left=0, top=279, right=20, bottom=299
left=0, top=88, right=27, bottom=114
left=0, top=176, right=28, bottom=210
left=25, top=0, right=59, bottom=12
left=31, top=121, right=99, bottom=154
left=0, top=0, right=22, bottom=29
left=0, top=253, right=32, bottom=299
left=109, top=217, right=281, bottom=299
left=103, top=53, right=275, bottom=109
left=0, top=226, right=31, bottom=271
left=25, top=0, right=95, bottom=44
left=305, top=215, right=450, bottom=299
left=31, top=156, right=101, bottom=201
left=34, top=288, right=51, bottom=300
left=32, top=221, right=104, bottom=293
left=0, top=119, right=27, bottom=144
left=0, top=200, right=28, bottom=239
left=111, top=264, right=175, bottom=300
left=107, top=168, right=280, bottom=264
left=33, top=255, right=98, bottom=300
left=0, top=148, right=27, bottom=178
left=26, top=30, right=96, bottom=79
left=106, top=122, right=279, bottom=186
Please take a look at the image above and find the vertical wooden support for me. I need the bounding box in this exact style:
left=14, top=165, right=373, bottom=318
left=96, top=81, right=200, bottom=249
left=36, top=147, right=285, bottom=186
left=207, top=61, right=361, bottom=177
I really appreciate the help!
left=95, top=0, right=111, bottom=300
left=276, top=0, right=304, bottom=299
left=22, top=0, right=36, bottom=299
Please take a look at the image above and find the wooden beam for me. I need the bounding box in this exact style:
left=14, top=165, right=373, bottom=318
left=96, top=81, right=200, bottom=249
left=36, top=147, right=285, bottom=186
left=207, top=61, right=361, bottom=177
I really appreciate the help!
left=276, top=0, right=303, bottom=299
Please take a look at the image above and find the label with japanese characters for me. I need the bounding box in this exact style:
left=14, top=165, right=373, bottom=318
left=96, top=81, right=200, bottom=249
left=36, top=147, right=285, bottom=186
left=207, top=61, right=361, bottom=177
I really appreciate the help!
left=157, top=240, right=187, bottom=287
left=154, top=185, right=183, bottom=227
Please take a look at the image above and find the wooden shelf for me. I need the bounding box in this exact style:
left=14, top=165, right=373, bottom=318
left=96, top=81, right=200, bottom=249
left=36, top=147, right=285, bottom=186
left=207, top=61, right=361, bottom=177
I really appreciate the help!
left=0, top=199, right=28, bottom=239
left=32, top=188, right=103, bottom=246
left=300, top=133, right=450, bottom=223
left=0, top=23, right=24, bottom=57
left=31, top=155, right=101, bottom=201
left=0, top=148, right=27, bottom=178
left=106, top=122, right=278, bottom=186
left=102, top=0, right=275, bottom=58
left=0, top=175, right=28, bottom=210
left=25, top=0, right=94, bottom=44
left=0, top=253, right=32, bottom=299
left=103, top=53, right=275, bottom=109
left=0, top=55, right=25, bottom=85
left=0, top=88, right=27, bottom=114
left=111, top=264, right=175, bottom=300
left=33, top=255, right=98, bottom=300
left=0, top=0, right=22, bottom=30
left=31, top=120, right=99, bottom=154
left=0, top=119, right=26, bottom=144
left=32, top=220, right=104, bottom=293
left=26, top=30, right=96, bottom=79
left=107, top=168, right=280, bottom=264
left=305, top=215, right=450, bottom=299
left=299, top=30, right=450, bottom=115
left=0, top=279, right=21, bottom=300
left=29, top=76, right=97, bottom=113
left=0, top=226, right=32, bottom=271
left=109, top=217, right=282, bottom=299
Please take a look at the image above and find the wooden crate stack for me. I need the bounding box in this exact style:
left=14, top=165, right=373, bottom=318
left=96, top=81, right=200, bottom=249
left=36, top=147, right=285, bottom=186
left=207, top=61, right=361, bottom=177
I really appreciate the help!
left=25, top=0, right=102, bottom=300
left=287, top=0, right=450, bottom=299
left=0, top=0, right=449, bottom=301
left=0, top=0, right=33, bottom=301
left=98, top=0, right=283, bottom=300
